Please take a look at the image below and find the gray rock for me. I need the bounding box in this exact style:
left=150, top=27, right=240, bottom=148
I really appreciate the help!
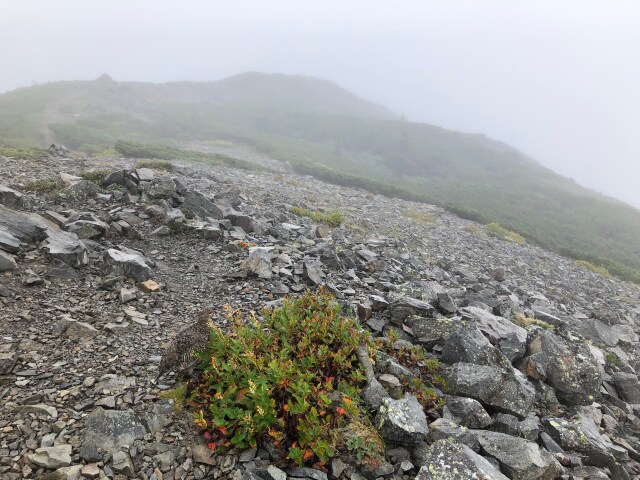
left=442, top=396, right=492, bottom=429
left=182, top=190, right=224, bottom=219
left=45, top=230, right=88, bottom=267
left=612, top=372, right=640, bottom=403
left=287, top=467, right=328, bottom=480
left=27, top=445, right=72, bottom=469
left=147, top=178, right=178, bottom=199
left=427, top=418, right=480, bottom=451
left=460, top=306, right=528, bottom=362
left=105, top=247, right=152, bottom=282
left=440, top=328, right=512, bottom=369
left=0, top=184, right=30, bottom=209
left=517, top=329, right=601, bottom=405
left=14, top=403, right=58, bottom=418
left=413, top=439, right=508, bottom=480
left=543, top=414, right=616, bottom=467
left=81, top=407, right=146, bottom=455
left=389, top=297, right=436, bottom=324
left=0, top=250, right=17, bottom=271
left=474, top=430, right=563, bottom=480
left=65, top=219, right=109, bottom=239
left=303, top=260, right=324, bottom=285
left=112, top=451, right=135, bottom=476
left=445, top=362, right=535, bottom=418
left=376, top=394, right=428, bottom=446
left=0, top=226, right=22, bottom=253
left=54, top=317, right=99, bottom=340
left=242, top=247, right=273, bottom=279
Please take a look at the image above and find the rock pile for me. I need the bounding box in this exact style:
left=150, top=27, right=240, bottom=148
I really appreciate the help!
left=0, top=150, right=638, bottom=479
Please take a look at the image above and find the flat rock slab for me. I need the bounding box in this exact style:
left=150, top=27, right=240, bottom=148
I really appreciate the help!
left=81, top=407, right=146, bottom=455
left=105, top=247, right=152, bottom=282
left=375, top=394, right=428, bottom=446
left=28, top=444, right=72, bottom=469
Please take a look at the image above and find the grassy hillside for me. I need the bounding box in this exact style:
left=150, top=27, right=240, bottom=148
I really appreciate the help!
left=1, top=73, right=639, bottom=282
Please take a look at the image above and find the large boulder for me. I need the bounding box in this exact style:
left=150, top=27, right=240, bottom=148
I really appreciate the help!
left=0, top=185, right=30, bottom=209
left=474, top=430, right=563, bottom=480
left=375, top=394, right=428, bottom=446
left=445, top=362, right=535, bottom=418
left=517, top=329, right=601, bottom=405
left=182, top=191, right=224, bottom=219
left=440, top=328, right=513, bottom=370
left=0, top=226, right=22, bottom=253
left=460, top=306, right=528, bottom=362
left=442, top=395, right=492, bottom=429
left=0, top=250, right=17, bottom=271
left=242, top=247, right=273, bottom=279
left=612, top=372, right=640, bottom=403
left=413, top=439, right=508, bottom=480
left=542, top=414, right=617, bottom=467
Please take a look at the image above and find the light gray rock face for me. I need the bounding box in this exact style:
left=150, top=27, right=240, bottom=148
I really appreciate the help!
left=105, top=247, right=152, bottom=281
left=413, top=439, right=509, bottom=480
left=146, top=177, right=179, bottom=199
left=45, top=230, right=89, bottom=267
left=440, top=328, right=513, bottom=370
left=612, top=372, right=640, bottom=403
left=0, top=226, right=22, bottom=253
left=65, top=218, right=109, bottom=239
left=460, top=306, right=528, bottom=362
left=81, top=408, right=146, bottom=455
left=376, top=394, right=428, bottom=446
left=27, top=445, right=72, bottom=469
left=445, top=362, right=535, bottom=418
left=474, top=430, right=563, bottom=480
left=242, top=247, right=273, bottom=279
left=427, top=419, right=480, bottom=451
left=543, top=414, right=616, bottom=467
left=517, top=329, right=601, bottom=405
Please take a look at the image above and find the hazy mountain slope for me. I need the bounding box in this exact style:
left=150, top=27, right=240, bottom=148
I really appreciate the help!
left=0, top=73, right=639, bottom=281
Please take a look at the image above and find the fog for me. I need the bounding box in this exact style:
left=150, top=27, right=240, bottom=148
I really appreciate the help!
left=2, top=1, right=639, bottom=207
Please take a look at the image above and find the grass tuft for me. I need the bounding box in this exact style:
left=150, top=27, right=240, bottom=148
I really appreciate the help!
left=486, top=222, right=526, bottom=244
left=290, top=206, right=345, bottom=227
left=576, top=260, right=611, bottom=277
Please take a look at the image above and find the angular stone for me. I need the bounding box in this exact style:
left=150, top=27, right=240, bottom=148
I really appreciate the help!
left=54, top=317, right=99, bottom=340
left=112, top=451, right=135, bottom=476
left=65, top=219, right=109, bottom=239
left=0, top=226, right=21, bottom=253
left=413, top=439, right=508, bottom=480
left=474, top=430, right=563, bottom=480
left=242, top=247, right=272, bottom=279
left=139, top=279, right=161, bottom=293
left=375, top=394, right=428, bottom=446
left=445, top=362, right=535, bottom=418
left=27, top=445, right=72, bottom=469
left=14, top=403, right=58, bottom=419
left=105, top=247, right=152, bottom=282
left=45, top=230, right=88, bottom=267
left=303, top=260, right=324, bottom=285
left=440, top=328, right=513, bottom=369
left=517, top=329, right=601, bottom=405
left=612, top=372, right=640, bottom=403
left=427, top=418, right=480, bottom=451
left=460, top=306, right=527, bottom=362
left=389, top=297, right=436, bottom=324
left=182, top=191, right=224, bottom=219
left=0, top=185, right=30, bottom=209
left=442, top=395, right=492, bottom=429
left=0, top=250, right=17, bottom=271
left=81, top=407, right=146, bottom=455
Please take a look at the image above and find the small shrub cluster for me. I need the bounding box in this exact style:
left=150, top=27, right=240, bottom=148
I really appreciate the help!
left=290, top=206, right=345, bottom=227
left=485, top=222, right=526, bottom=244
left=136, top=160, right=174, bottom=172
left=605, top=352, right=621, bottom=367
left=512, top=314, right=553, bottom=330
left=24, top=178, right=59, bottom=192
left=78, top=170, right=110, bottom=184
left=462, top=225, right=483, bottom=236
left=190, top=291, right=374, bottom=465
left=0, top=146, right=49, bottom=161
left=575, top=259, right=611, bottom=277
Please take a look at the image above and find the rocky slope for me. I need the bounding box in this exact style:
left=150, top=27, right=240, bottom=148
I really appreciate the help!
left=0, top=147, right=638, bottom=479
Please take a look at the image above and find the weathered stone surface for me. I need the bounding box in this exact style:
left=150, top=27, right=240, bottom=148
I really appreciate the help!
left=242, top=247, right=273, bottom=279
left=612, top=372, right=640, bottom=403
left=182, top=190, right=224, bottom=219
left=105, top=247, right=152, bottom=282
left=0, top=226, right=22, bottom=253
left=0, top=250, right=17, bottom=271
left=474, top=430, right=563, bottom=480
left=27, top=445, right=72, bottom=469
left=543, top=414, right=616, bottom=467
left=14, top=403, right=58, bottom=418
left=517, top=329, right=601, bottom=405
left=427, top=418, right=480, bottom=451
left=45, top=230, right=88, bottom=267
left=440, top=328, right=513, bottom=369
left=460, top=306, right=528, bottom=362
left=0, top=184, right=30, bottom=209
left=442, top=395, right=492, bottom=429
left=413, top=439, right=509, bottom=480
left=445, top=362, right=535, bottom=418
left=376, top=394, right=428, bottom=446
left=81, top=407, right=146, bottom=455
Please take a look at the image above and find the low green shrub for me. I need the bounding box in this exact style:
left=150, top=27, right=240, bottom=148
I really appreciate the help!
left=486, top=222, right=526, bottom=244
left=78, top=170, right=110, bottom=184
left=404, top=210, right=437, bottom=224
left=24, top=178, right=59, bottom=192
left=190, top=291, right=374, bottom=465
left=575, top=260, right=611, bottom=277
left=290, top=206, right=345, bottom=227
left=136, top=160, right=174, bottom=172
left=0, top=146, right=49, bottom=161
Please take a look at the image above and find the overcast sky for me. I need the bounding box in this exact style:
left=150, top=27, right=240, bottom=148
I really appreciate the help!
left=2, top=1, right=639, bottom=207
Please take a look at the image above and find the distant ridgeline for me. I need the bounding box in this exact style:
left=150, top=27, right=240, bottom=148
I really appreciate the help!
left=1, top=72, right=639, bottom=283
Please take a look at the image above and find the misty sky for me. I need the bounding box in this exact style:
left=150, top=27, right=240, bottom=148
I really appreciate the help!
left=2, top=1, right=639, bottom=207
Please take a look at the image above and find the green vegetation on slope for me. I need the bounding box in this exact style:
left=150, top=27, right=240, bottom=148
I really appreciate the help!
left=1, top=74, right=639, bottom=283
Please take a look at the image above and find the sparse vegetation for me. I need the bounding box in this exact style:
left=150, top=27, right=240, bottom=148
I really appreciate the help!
left=576, top=259, right=611, bottom=277
left=605, top=352, right=621, bottom=367
left=512, top=314, right=554, bottom=330
left=190, top=291, right=377, bottom=465
left=486, top=222, right=526, bottom=244
left=159, top=383, right=188, bottom=412
left=290, top=206, right=345, bottom=227
left=24, top=178, right=59, bottom=192
left=135, top=160, right=174, bottom=172
left=463, top=225, right=483, bottom=236
left=78, top=170, right=109, bottom=184
left=0, top=146, right=49, bottom=161
left=404, top=210, right=437, bottom=224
